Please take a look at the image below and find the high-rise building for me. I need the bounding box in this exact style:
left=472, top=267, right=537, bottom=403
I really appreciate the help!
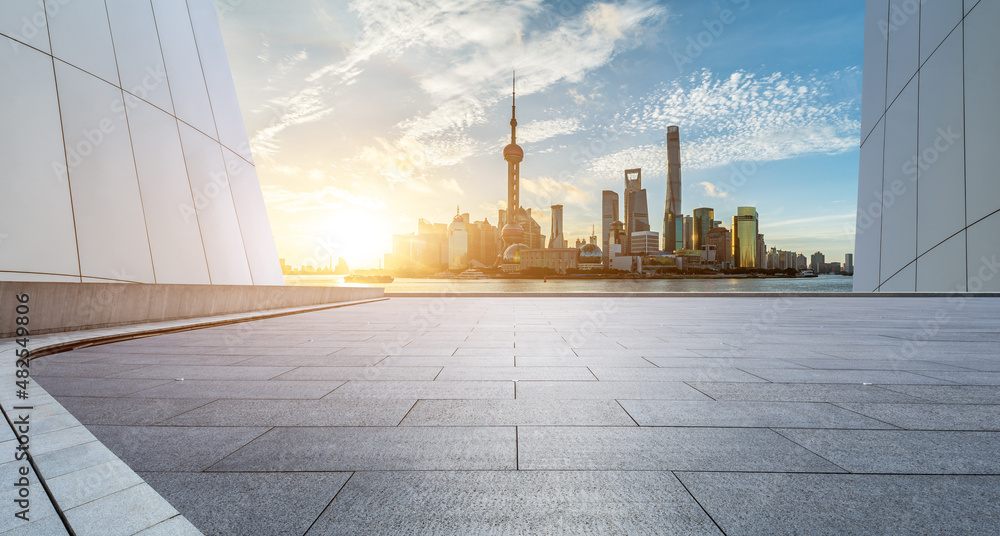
left=845, top=253, right=854, bottom=274
left=707, top=227, right=731, bottom=266
left=623, top=169, right=642, bottom=255
left=663, top=126, right=682, bottom=254
left=692, top=208, right=715, bottom=251
left=0, top=0, right=282, bottom=284
left=448, top=209, right=468, bottom=269
left=467, top=218, right=498, bottom=266
left=631, top=231, right=660, bottom=256
left=630, top=189, right=651, bottom=234
left=810, top=252, right=826, bottom=274
left=854, top=1, right=1000, bottom=291
left=732, top=207, right=759, bottom=269
left=549, top=205, right=566, bottom=248
left=601, top=190, right=619, bottom=267
left=683, top=215, right=693, bottom=250
left=756, top=234, right=766, bottom=270
left=500, top=73, right=525, bottom=255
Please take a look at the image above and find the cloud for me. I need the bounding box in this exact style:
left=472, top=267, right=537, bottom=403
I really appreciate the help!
left=261, top=184, right=386, bottom=212
left=587, top=68, right=860, bottom=178
left=250, top=85, right=333, bottom=157
left=521, top=176, right=593, bottom=207
left=439, top=178, right=464, bottom=194
left=699, top=181, right=729, bottom=198
left=515, top=118, right=583, bottom=144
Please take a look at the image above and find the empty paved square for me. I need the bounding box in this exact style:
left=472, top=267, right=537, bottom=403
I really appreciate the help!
left=32, top=296, right=1000, bottom=534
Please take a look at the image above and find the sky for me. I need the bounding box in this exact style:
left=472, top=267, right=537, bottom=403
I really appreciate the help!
left=215, top=0, right=865, bottom=269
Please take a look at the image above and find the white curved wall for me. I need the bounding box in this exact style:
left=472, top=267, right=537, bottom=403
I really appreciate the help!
left=0, top=0, right=282, bottom=285
left=855, top=0, right=1000, bottom=292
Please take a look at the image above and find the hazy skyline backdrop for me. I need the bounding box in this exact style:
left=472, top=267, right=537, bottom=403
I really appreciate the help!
left=216, top=0, right=864, bottom=269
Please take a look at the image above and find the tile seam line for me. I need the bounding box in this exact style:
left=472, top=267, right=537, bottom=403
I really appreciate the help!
left=303, top=472, right=356, bottom=534
left=22, top=297, right=388, bottom=360
left=0, top=401, right=76, bottom=535
left=672, top=471, right=728, bottom=536
left=768, top=427, right=852, bottom=474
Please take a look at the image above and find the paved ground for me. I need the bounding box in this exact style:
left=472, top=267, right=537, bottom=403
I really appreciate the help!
left=33, top=296, right=1000, bottom=535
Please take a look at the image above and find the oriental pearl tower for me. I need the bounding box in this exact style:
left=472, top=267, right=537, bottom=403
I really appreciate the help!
left=500, top=72, right=526, bottom=260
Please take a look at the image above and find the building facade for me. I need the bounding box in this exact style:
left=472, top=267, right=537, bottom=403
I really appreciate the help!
left=630, top=231, right=659, bottom=256
left=732, top=207, right=759, bottom=269
left=692, top=208, right=714, bottom=251
left=623, top=168, right=641, bottom=255
left=601, top=190, right=619, bottom=268
left=662, top=125, right=682, bottom=254
left=1, top=0, right=283, bottom=284
left=549, top=205, right=566, bottom=249
left=854, top=0, right=1000, bottom=291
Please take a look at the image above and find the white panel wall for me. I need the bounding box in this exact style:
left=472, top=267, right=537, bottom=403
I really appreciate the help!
left=916, top=232, right=967, bottom=292
left=854, top=118, right=885, bottom=292
left=919, top=0, right=962, bottom=64
left=55, top=61, right=155, bottom=283
left=150, top=0, right=218, bottom=139
left=106, top=0, right=174, bottom=114
left=47, top=0, right=119, bottom=85
left=885, top=0, right=919, bottom=104
left=963, top=0, right=1000, bottom=225
left=860, top=0, right=889, bottom=141
left=916, top=28, right=965, bottom=256
left=1, top=0, right=282, bottom=286
left=127, top=99, right=212, bottom=284
left=0, top=37, right=79, bottom=281
left=879, top=78, right=918, bottom=281
left=966, top=211, right=1000, bottom=292
left=0, top=0, right=50, bottom=53
left=178, top=123, right=252, bottom=285
left=224, top=150, right=283, bottom=284
left=187, top=0, right=253, bottom=162
left=879, top=262, right=915, bottom=292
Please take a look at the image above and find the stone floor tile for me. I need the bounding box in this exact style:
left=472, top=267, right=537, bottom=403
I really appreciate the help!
left=161, top=399, right=415, bottom=427
left=399, top=399, right=635, bottom=426
left=619, top=400, right=897, bottom=429
left=323, top=380, right=513, bottom=399
left=515, top=381, right=712, bottom=400
left=87, top=426, right=269, bottom=471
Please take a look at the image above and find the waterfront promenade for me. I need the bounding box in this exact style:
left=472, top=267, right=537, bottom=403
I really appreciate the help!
left=22, top=296, right=1000, bottom=534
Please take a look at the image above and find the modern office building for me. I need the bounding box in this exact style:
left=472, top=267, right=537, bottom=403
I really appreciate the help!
left=630, top=189, right=651, bottom=235
left=854, top=0, right=1000, bottom=291
left=692, top=208, right=714, bottom=251
left=683, top=215, right=694, bottom=250
left=707, top=227, right=731, bottom=266
left=549, top=205, right=566, bottom=249
left=623, top=168, right=642, bottom=255
left=732, top=207, right=759, bottom=269
left=845, top=253, right=854, bottom=274
left=810, top=252, right=826, bottom=274
left=630, top=231, right=660, bottom=256
left=447, top=211, right=468, bottom=269
left=601, top=190, right=619, bottom=267
left=1, top=0, right=282, bottom=284
left=662, top=125, right=682, bottom=254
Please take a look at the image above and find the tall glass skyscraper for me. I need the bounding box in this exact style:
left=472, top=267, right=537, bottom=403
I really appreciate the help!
left=732, top=207, right=759, bottom=269
left=662, top=126, right=682, bottom=253
left=601, top=190, right=619, bottom=267
left=692, top=208, right=715, bottom=251
left=623, top=169, right=641, bottom=255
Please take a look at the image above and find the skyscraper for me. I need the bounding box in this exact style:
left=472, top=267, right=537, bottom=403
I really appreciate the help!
left=500, top=73, right=525, bottom=255
left=601, top=190, right=619, bottom=267
left=630, top=189, right=651, bottom=233
left=732, top=207, right=759, bottom=269
left=663, top=126, right=682, bottom=253
left=692, top=208, right=715, bottom=251
left=448, top=209, right=468, bottom=269
left=549, top=205, right=565, bottom=249
left=623, top=168, right=641, bottom=255
left=683, top=215, right=693, bottom=250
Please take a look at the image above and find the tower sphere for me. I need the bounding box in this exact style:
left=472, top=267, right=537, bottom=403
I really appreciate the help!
left=503, top=143, right=523, bottom=163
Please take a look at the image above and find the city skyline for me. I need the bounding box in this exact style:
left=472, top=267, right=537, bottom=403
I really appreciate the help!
left=216, top=1, right=864, bottom=269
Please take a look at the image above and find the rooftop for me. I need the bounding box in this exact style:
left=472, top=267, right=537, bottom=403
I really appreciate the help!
left=9, top=295, right=1000, bottom=534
